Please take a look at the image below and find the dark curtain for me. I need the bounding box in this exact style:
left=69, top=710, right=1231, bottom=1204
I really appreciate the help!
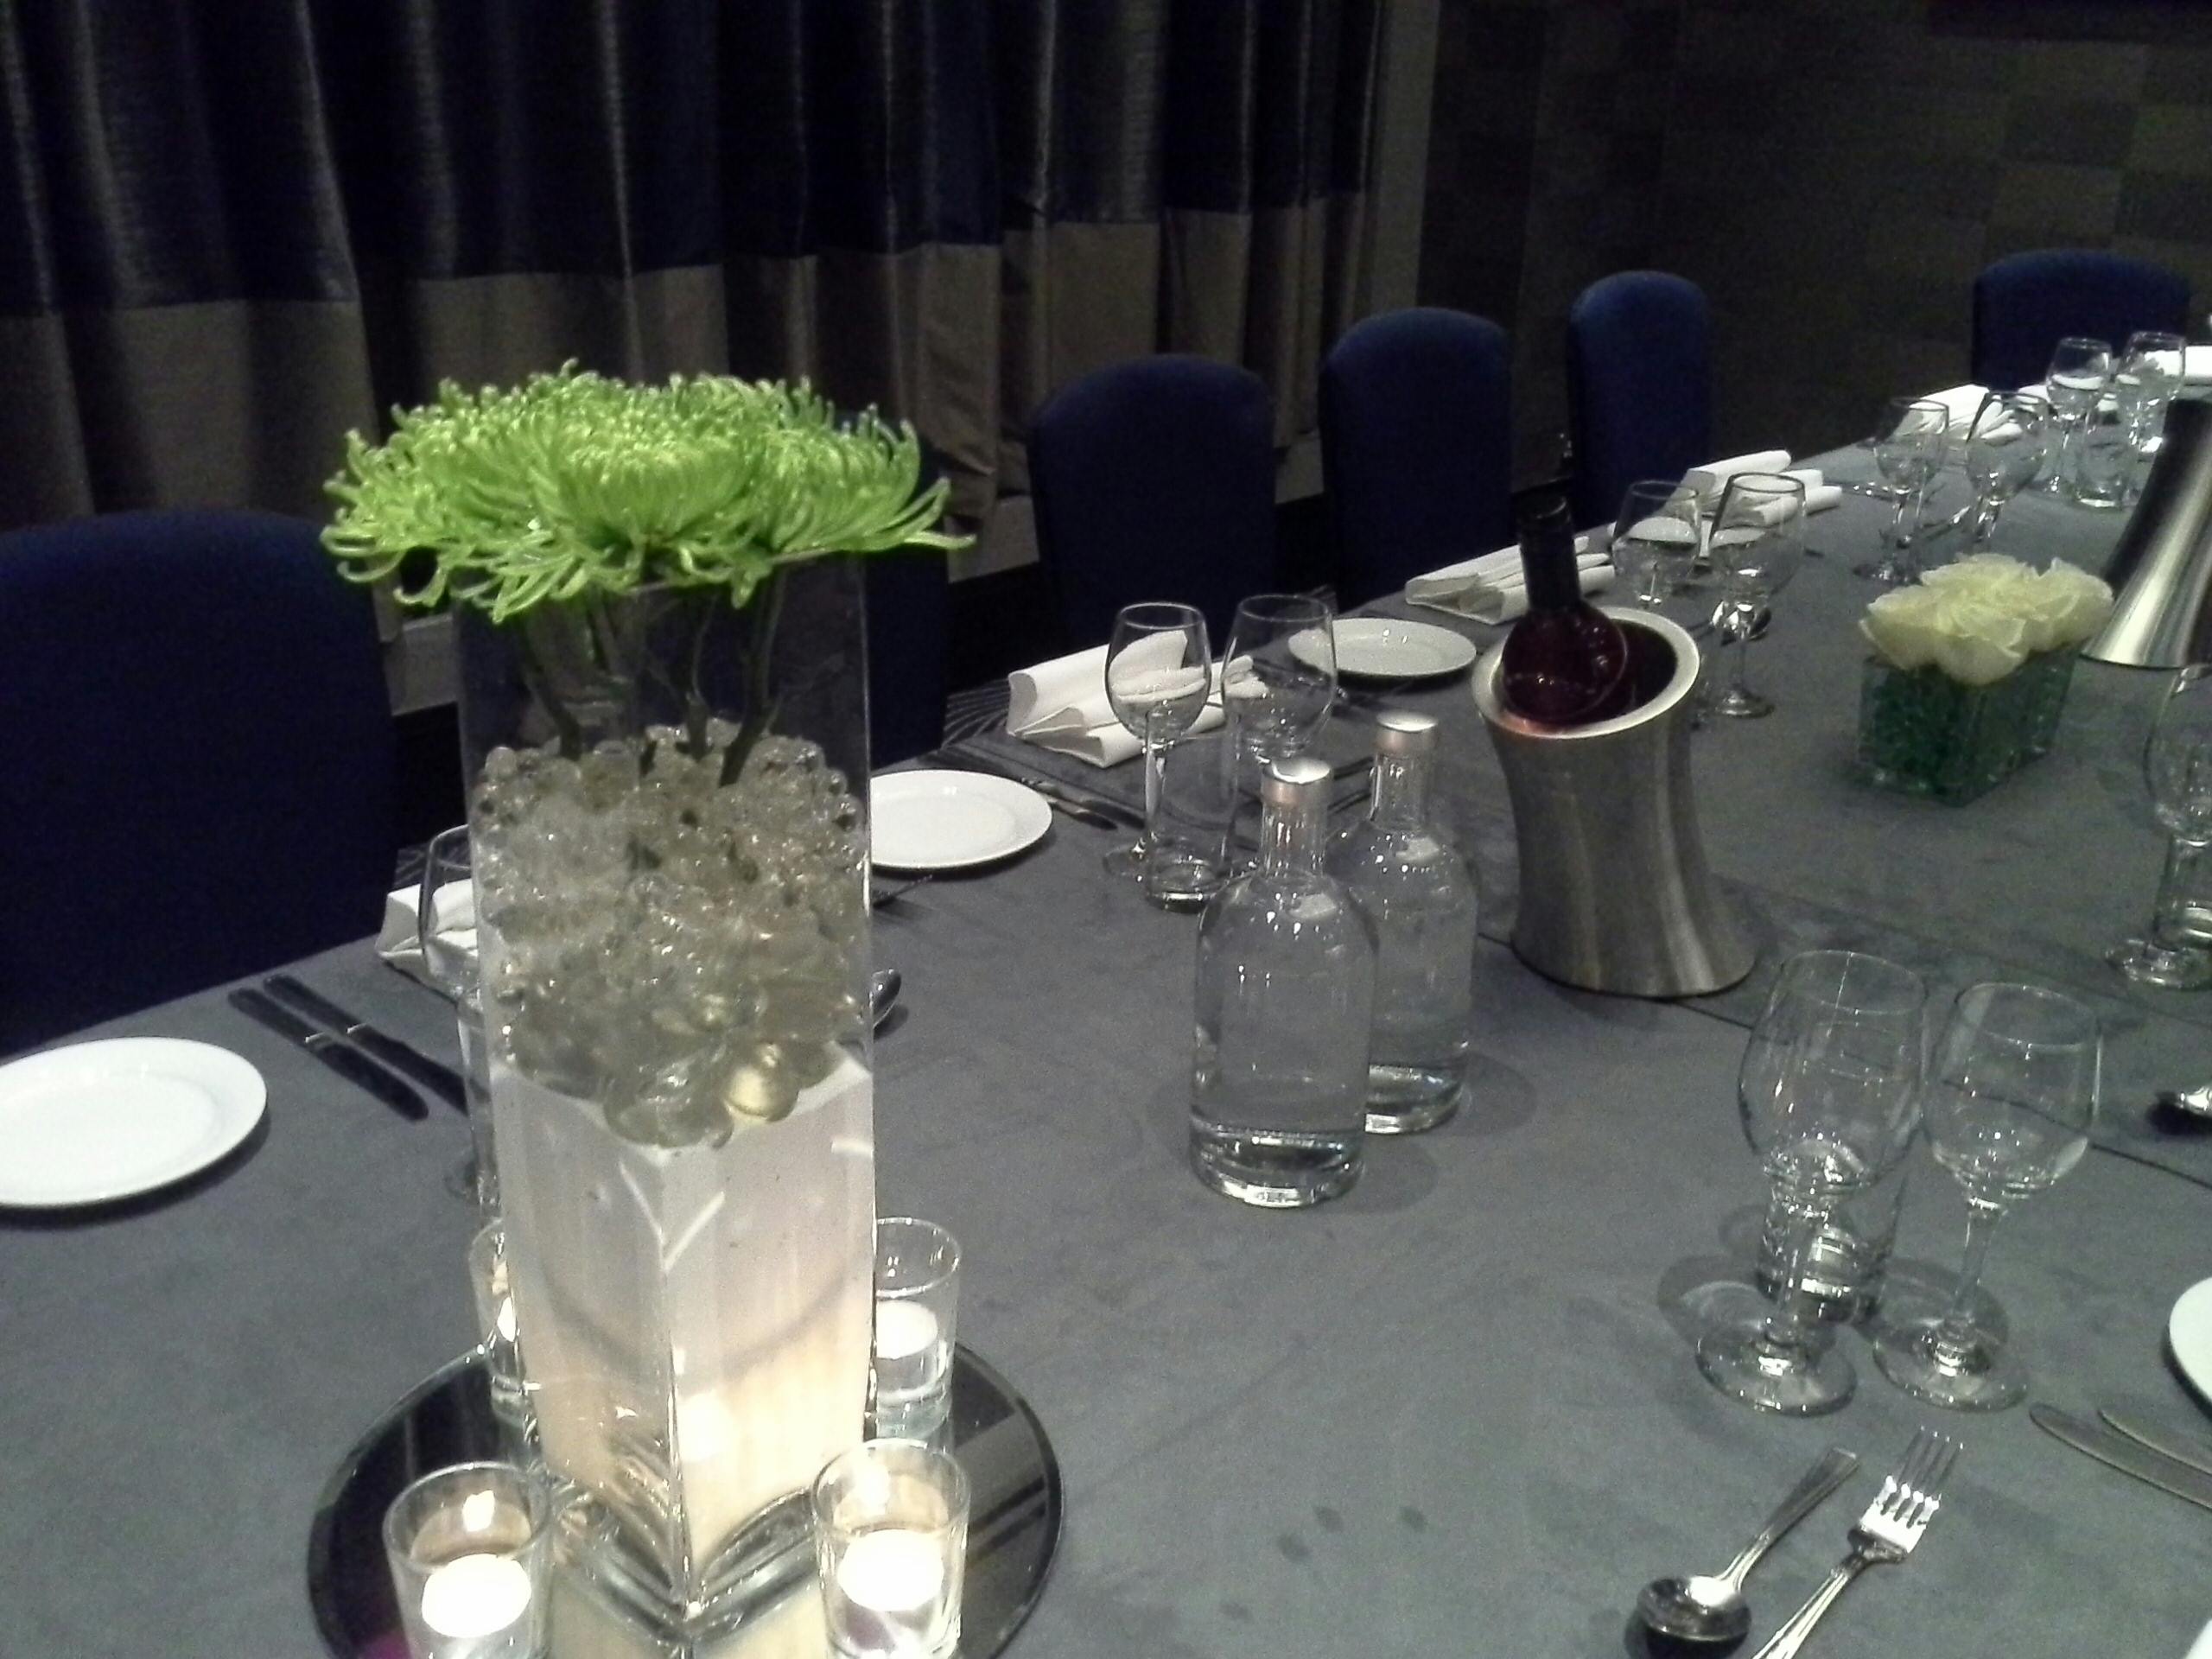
left=0, top=0, right=1381, bottom=549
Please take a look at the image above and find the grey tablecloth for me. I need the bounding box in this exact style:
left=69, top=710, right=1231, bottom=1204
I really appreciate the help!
left=6, top=456, right=2212, bottom=1658
left=962, top=452, right=2212, bottom=1187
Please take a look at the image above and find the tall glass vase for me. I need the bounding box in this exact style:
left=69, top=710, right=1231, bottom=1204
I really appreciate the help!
left=455, top=561, right=875, bottom=1637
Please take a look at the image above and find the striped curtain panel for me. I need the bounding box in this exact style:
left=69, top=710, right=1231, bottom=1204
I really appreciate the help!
left=0, top=0, right=1382, bottom=553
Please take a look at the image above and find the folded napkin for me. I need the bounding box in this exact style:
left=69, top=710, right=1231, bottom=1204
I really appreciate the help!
left=2139, top=346, right=2212, bottom=385
left=1406, top=537, right=1613, bottom=624
left=1916, top=384, right=1993, bottom=432
left=1007, top=637, right=1224, bottom=767
left=1738, top=469, right=1841, bottom=520
left=1681, top=449, right=1793, bottom=505
left=378, top=880, right=474, bottom=988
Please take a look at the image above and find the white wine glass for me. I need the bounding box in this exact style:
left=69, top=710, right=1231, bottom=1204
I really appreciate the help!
left=1611, top=479, right=1702, bottom=607
left=1707, top=473, right=1805, bottom=720
left=1222, top=594, right=1338, bottom=869
left=2109, top=664, right=2212, bottom=988
left=1858, top=397, right=1949, bottom=584
left=1873, top=982, right=2099, bottom=1411
left=2040, top=334, right=2113, bottom=496
left=1698, top=950, right=1928, bottom=1415
left=1103, top=602, right=1219, bottom=907
left=1961, top=391, right=2049, bottom=549
left=2115, top=329, right=2184, bottom=499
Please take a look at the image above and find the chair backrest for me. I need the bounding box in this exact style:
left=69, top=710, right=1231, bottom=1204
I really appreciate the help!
left=1567, top=271, right=1713, bottom=530
left=1320, top=308, right=1514, bottom=607
left=0, top=511, right=396, bottom=1052
left=1972, top=249, right=2191, bottom=391
left=1029, top=354, right=1277, bottom=651
left=863, top=547, right=950, bottom=766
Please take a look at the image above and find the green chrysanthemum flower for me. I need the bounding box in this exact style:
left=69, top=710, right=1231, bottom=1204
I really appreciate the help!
left=323, top=365, right=966, bottom=620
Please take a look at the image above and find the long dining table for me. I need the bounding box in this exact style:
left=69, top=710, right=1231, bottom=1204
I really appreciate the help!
left=6, top=444, right=2211, bottom=1659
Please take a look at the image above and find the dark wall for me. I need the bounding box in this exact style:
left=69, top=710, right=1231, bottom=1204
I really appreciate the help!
left=1421, top=0, right=2212, bottom=477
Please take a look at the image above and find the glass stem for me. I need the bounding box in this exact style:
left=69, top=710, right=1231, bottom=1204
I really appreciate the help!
left=1928, top=1199, right=2005, bottom=1369
left=1886, top=492, right=1909, bottom=547
left=2152, top=835, right=2211, bottom=947
left=1758, top=1189, right=1830, bottom=1358
left=1141, top=719, right=1165, bottom=854
left=1732, top=616, right=1755, bottom=697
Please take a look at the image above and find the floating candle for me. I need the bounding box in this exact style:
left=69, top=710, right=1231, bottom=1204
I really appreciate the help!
left=419, top=1553, right=533, bottom=1640
left=835, top=1529, right=945, bottom=1615
left=874, top=1300, right=938, bottom=1363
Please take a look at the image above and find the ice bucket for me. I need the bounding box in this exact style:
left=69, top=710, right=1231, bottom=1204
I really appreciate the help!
left=1472, top=610, right=1754, bottom=997
left=2085, top=393, right=2212, bottom=669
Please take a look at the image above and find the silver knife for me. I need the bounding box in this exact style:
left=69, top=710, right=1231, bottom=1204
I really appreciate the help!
left=2101, top=1408, right=2212, bottom=1480
left=228, top=988, right=430, bottom=1122
left=2031, top=1403, right=2212, bottom=1512
left=262, top=974, right=468, bottom=1111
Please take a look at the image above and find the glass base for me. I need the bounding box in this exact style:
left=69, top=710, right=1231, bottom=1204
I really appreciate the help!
left=1102, top=840, right=1147, bottom=880
left=1853, top=553, right=1919, bottom=586
left=1694, top=1319, right=1855, bottom=1415
left=1709, top=685, right=1773, bottom=720
left=2108, top=935, right=2212, bottom=989
left=1188, top=1124, right=1361, bottom=1208
left=1141, top=847, right=1224, bottom=911
left=1363, top=1067, right=1464, bottom=1135
left=1872, top=1317, right=2024, bottom=1411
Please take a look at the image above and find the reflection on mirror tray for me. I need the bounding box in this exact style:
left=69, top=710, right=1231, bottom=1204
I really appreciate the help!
left=308, top=1346, right=1062, bottom=1659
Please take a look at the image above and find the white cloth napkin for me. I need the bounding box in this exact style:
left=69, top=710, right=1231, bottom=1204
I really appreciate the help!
left=1681, top=449, right=1793, bottom=505
left=1006, top=637, right=1224, bottom=768
left=378, top=886, right=429, bottom=981
left=2139, top=346, right=2212, bottom=384
left=1917, top=384, right=1993, bottom=432
left=1405, top=537, right=1613, bottom=624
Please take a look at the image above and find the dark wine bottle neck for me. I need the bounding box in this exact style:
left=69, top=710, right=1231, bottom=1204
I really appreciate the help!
left=1520, top=524, right=1580, bottom=612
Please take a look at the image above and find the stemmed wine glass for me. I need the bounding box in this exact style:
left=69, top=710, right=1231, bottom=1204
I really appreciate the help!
left=2115, top=329, right=2185, bottom=500
left=1961, top=391, right=2050, bottom=549
left=1873, top=982, right=2100, bottom=1411
left=1698, top=950, right=1928, bottom=1415
left=1857, top=397, right=1949, bottom=584
left=2108, top=664, right=2212, bottom=988
left=1611, top=480, right=1702, bottom=607
left=1103, top=602, right=1219, bottom=908
left=1223, top=594, right=1338, bottom=866
left=1706, top=474, right=1805, bottom=720
left=2039, top=335, right=2113, bottom=496
left=420, top=825, right=496, bottom=1214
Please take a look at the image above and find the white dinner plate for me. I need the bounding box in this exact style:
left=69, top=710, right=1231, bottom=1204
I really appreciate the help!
left=0, top=1038, right=267, bottom=1208
left=871, top=770, right=1054, bottom=872
left=2169, top=1276, right=2212, bottom=1402
left=1291, top=618, right=1478, bottom=681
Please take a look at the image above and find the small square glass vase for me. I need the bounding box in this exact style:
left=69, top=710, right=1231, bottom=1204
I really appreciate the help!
left=1856, top=648, right=2078, bottom=805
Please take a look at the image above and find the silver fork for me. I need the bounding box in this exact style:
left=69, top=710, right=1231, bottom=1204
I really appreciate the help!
left=1749, top=1427, right=1961, bottom=1659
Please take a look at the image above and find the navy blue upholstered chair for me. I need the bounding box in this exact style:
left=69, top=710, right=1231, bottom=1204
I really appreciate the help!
left=1567, top=271, right=1713, bottom=531
left=1029, top=355, right=1277, bottom=650
left=0, top=511, right=396, bottom=1053
left=1972, top=250, right=2190, bottom=391
left=1320, top=308, right=1514, bottom=607
left=864, top=548, right=950, bottom=766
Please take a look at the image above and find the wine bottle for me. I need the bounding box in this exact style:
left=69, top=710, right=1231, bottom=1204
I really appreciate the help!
left=1499, top=493, right=1630, bottom=726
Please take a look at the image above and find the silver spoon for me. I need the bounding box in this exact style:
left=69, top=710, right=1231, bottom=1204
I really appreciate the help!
left=1636, top=1446, right=1858, bottom=1645
left=869, top=969, right=902, bottom=1033
left=2155, top=1083, right=2212, bottom=1120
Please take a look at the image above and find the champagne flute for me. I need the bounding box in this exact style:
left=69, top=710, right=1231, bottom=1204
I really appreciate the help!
left=2039, top=335, right=2113, bottom=496
left=2108, top=664, right=2212, bottom=988
left=1857, top=397, right=1949, bottom=584
left=1873, top=982, right=2100, bottom=1411
left=1961, top=391, right=2049, bottom=549
left=1698, top=950, right=1927, bottom=1415
left=1103, top=602, right=1218, bottom=907
left=1706, top=474, right=1805, bottom=720
left=1611, top=480, right=1702, bottom=608
left=420, top=826, right=496, bottom=1214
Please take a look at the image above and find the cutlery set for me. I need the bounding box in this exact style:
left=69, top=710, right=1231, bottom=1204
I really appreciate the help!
left=230, top=978, right=466, bottom=1123
left=2033, top=1404, right=2212, bottom=1513
left=1639, top=1430, right=1960, bottom=1656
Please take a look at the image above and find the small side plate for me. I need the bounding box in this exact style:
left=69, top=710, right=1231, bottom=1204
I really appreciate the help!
left=1293, top=618, right=1478, bottom=681
left=871, top=770, right=1054, bottom=872
left=0, top=1037, right=266, bottom=1208
left=2170, top=1276, right=2212, bottom=1405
